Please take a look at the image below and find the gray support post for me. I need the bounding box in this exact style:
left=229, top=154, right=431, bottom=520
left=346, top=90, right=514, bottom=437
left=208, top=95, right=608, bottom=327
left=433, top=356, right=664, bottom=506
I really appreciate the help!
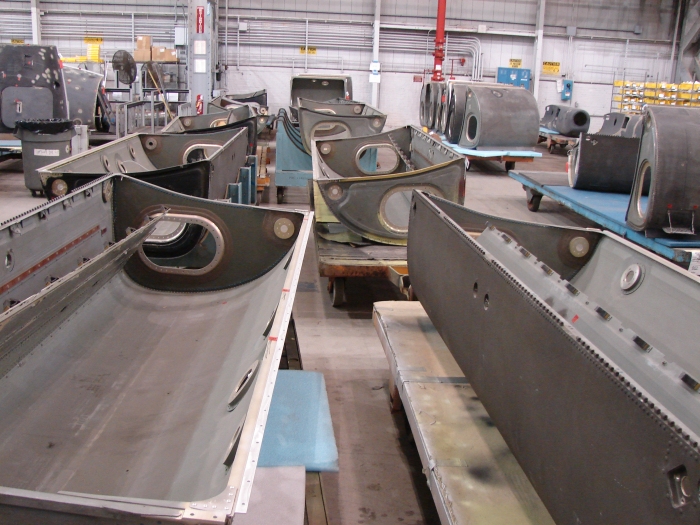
left=533, top=0, right=546, bottom=101
left=187, top=0, right=219, bottom=113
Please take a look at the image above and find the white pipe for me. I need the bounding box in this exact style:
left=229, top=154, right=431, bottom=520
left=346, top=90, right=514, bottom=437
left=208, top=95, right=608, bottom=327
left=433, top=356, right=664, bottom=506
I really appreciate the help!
left=224, top=0, right=228, bottom=66
left=380, top=22, right=535, bottom=38
left=533, top=0, right=546, bottom=100
left=236, top=15, right=240, bottom=70
left=304, top=18, right=309, bottom=72
left=30, top=0, right=41, bottom=45
left=370, top=0, right=381, bottom=107
left=670, top=0, right=682, bottom=82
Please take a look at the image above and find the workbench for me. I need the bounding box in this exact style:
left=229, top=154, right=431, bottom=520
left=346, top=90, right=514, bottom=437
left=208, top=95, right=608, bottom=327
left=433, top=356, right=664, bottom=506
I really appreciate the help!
left=510, top=170, right=700, bottom=268
left=373, top=301, right=554, bottom=525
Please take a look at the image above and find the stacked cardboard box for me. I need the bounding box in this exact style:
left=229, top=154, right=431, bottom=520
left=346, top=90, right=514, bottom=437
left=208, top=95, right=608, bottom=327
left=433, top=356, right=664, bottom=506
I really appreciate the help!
left=134, top=35, right=151, bottom=62
left=152, top=47, right=178, bottom=63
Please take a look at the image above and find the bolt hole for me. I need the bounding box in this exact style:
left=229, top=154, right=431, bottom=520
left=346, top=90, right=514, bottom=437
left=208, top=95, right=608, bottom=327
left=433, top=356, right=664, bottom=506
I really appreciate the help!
left=483, top=293, right=490, bottom=310
left=473, top=282, right=478, bottom=297
left=5, top=252, right=13, bottom=270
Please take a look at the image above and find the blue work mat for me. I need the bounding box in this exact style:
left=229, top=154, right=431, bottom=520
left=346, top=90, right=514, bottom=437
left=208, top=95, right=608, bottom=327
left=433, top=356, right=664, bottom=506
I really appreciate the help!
left=547, top=186, right=698, bottom=249
left=539, top=126, right=560, bottom=135
left=258, top=370, right=339, bottom=472
left=439, top=134, right=541, bottom=158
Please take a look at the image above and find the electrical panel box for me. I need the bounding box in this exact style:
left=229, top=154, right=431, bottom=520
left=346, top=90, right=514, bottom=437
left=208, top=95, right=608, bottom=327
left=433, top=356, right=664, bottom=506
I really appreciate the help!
left=497, top=67, right=531, bottom=90
left=174, top=27, right=187, bottom=46
left=561, top=79, right=573, bottom=100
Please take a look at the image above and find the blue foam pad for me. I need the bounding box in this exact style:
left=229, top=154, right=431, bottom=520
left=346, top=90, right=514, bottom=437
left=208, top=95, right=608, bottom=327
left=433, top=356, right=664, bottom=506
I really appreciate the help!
left=438, top=134, right=541, bottom=158
left=258, top=370, right=339, bottom=472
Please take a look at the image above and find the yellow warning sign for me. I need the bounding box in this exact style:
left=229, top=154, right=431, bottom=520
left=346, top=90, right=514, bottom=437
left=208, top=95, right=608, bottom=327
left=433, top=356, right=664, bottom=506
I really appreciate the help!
left=84, top=36, right=104, bottom=44
left=11, top=38, right=25, bottom=44
left=543, top=61, right=561, bottom=75
left=299, top=46, right=317, bottom=55
left=509, top=58, right=522, bottom=68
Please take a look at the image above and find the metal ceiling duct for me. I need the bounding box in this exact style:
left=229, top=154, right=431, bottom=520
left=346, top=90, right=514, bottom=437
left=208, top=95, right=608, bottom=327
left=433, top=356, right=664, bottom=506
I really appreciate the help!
left=458, top=85, right=539, bottom=149
left=408, top=190, right=700, bottom=525
left=626, top=105, right=700, bottom=235
left=39, top=127, right=249, bottom=200
left=0, top=175, right=311, bottom=523
left=314, top=126, right=465, bottom=245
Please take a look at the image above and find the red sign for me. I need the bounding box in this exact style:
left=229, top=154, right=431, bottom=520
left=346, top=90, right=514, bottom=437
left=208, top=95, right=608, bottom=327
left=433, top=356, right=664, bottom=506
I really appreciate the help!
left=196, top=6, right=205, bottom=33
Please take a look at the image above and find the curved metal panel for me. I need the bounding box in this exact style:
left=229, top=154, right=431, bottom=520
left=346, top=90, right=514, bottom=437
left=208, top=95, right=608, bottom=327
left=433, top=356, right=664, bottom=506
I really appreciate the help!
left=569, top=133, right=641, bottom=193
left=0, top=45, right=67, bottom=132
left=289, top=75, right=352, bottom=108
left=540, top=104, right=590, bottom=137
left=316, top=125, right=462, bottom=179
left=598, top=112, right=643, bottom=137
left=458, top=85, right=539, bottom=149
left=445, top=83, right=469, bottom=144
left=161, top=111, right=259, bottom=155
left=627, top=105, right=700, bottom=234
left=0, top=175, right=312, bottom=522
left=297, top=99, right=386, bottom=153
left=314, top=128, right=465, bottom=244
left=317, top=162, right=464, bottom=245
left=39, top=127, right=249, bottom=200
left=408, top=190, right=700, bottom=525
left=63, top=66, right=103, bottom=129
left=114, top=177, right=305, bottom=292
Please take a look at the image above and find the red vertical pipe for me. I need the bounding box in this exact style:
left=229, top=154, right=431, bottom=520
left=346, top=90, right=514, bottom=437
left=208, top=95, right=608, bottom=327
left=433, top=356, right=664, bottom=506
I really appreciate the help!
left=431, top=0, right=446, bottom=81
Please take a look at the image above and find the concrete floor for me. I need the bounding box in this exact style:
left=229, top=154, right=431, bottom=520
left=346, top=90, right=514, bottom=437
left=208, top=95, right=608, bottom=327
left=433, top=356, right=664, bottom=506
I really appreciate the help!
left=0, top=143, right=584, bottom=525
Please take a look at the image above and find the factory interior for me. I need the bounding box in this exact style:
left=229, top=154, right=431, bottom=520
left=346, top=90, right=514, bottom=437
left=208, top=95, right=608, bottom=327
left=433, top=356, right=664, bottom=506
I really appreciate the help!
left=0, top=1, right=699, bottom=524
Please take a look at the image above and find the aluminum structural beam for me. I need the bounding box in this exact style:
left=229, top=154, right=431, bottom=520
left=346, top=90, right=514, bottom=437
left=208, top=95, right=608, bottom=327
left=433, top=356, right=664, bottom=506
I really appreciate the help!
left=533, top=0, right=545, bottom=101
left=30, top=0, right=41, bottom=45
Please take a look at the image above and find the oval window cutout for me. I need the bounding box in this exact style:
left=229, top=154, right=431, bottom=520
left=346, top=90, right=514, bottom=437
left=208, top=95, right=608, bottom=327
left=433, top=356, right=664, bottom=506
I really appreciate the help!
left=379, top=186, right=443, bottom=234
left=140, top=214, right=225, bottom=276
left=355, top=144, right=400, bottom=175
left=182, top=144, right=223, bottom=164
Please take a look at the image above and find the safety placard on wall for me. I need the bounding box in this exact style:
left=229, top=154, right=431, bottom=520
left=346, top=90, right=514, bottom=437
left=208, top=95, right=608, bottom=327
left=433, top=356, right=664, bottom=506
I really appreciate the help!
left=299, top=46, right=317, bottom=55
left=542, top=61, right=561, bottom=74
left=194, top=40, right=206, bottom=55
left=11, top=38, right=24, bottom=44
left=196, top=5, right=205, bottom=33
left=509, top=58, right=522, bottom=68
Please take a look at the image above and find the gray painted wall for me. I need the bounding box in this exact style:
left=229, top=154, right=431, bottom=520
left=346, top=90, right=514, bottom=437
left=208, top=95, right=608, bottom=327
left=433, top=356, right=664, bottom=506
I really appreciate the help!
left=0, top=0, right=681, bottom=130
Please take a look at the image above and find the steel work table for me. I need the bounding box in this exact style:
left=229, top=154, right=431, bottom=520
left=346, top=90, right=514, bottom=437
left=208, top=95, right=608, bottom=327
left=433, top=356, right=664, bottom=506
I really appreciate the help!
left=373, top=301, right=554, bottom=525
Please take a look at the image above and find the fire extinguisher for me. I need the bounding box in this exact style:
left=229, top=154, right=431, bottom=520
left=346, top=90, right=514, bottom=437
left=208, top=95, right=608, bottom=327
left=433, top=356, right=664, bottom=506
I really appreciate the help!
left=196, top=94, right=203, bottom=115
